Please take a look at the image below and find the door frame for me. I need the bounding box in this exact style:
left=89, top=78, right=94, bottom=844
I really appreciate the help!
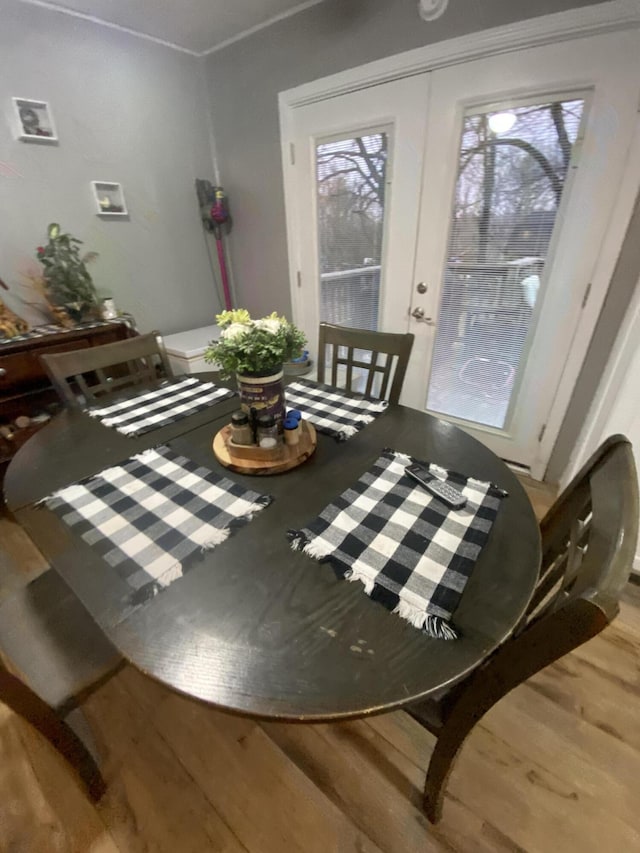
left=279, top=0, right=640, bottom=479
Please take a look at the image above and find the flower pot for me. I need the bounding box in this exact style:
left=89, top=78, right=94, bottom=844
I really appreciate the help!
left=236, top=366, right=286, bottom=433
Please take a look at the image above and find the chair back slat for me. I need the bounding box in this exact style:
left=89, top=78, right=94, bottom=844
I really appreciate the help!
left=317, top=323, right=414, bottom=404
left=74, top=373, right=93, bottom=405
left=518, top=435, right=637, bottom=634
left=365, top=351, right=378, bottom=398
left=94, top=367, right=109, bottom=390
left=345, top=347, right=354, bottom=392
left=40, top=331, right=173, bottom=410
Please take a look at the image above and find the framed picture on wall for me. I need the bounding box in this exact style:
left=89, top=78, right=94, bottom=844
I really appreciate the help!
left=91, top=181, right=128, bottom=217
left=12, top=97, right=58, bottom=143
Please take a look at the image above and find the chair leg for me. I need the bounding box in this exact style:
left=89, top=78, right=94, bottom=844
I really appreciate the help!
left=0, top=666, right=106, bottom=801
left=409, top=697, right=483, bottom=824
left=417, top=600, right=609, bottom=823
left=423, top=718, right=474, bottom=823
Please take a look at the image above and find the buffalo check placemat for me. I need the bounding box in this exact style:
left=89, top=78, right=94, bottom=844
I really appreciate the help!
left=285, top=379, right=387, bottom=441
left=287, top=449, right=506, bottom=639
left=87, top=376, right=236, bottom=436
left=43, top=445, right=272, bottom=605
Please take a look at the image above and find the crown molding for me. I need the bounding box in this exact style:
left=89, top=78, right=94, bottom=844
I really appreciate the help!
left=280, top=0, right=640, bottom=108
left=16, top=0, right=328, bottom=57
left=200, top=0, right=326, bottom=57
left=17, top=0, right=200, bottom=55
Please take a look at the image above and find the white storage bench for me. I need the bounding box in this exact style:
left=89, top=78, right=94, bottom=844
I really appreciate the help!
left=163, top=325, right=220, bottom=375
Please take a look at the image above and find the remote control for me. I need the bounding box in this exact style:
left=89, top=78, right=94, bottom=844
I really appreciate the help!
left=405, top=464, right=467, bottom=509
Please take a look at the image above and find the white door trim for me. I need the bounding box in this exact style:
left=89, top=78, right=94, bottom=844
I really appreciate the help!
left=279, top=0, right=640, bottom=109
left=562, top=274, right=640, bottom=485
left=533, top=110, right=640, bottom=478
left=279, top=0, right=640, bottom=476
left=560, top=273, right=640, bottom=574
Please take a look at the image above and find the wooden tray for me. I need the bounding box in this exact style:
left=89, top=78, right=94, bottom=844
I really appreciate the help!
left=213, top=420, right=317, bottom=475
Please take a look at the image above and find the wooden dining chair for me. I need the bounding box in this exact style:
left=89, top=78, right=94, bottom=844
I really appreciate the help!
left=0, top=568, right=122, bottom=800
left=40, top=330, right=173, bottom=410
left=406, top=434, right=638, bottom=823
left=317, top=322, right=414, bottom=405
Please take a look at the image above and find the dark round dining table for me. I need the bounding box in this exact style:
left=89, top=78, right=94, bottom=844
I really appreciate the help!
left=4, top=375, right=541, bottom=721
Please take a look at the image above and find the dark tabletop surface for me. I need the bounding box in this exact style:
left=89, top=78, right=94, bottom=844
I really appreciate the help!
left=4, top=374, right=541, bottom=721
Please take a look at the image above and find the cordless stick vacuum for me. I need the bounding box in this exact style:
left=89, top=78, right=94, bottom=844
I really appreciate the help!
left=195, top=180, right=233, bottom=311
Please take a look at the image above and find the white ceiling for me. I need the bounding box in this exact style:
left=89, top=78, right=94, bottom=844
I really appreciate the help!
left=21, top=0, right=326, bottom=55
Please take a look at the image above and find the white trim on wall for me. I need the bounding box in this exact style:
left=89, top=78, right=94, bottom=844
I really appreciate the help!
left=534, top=111, right=640, bottom=478
left=563, top=276, right=640, bottom=477
left=15, top=0, right=640, bottom=60
left=17, top=0, right=328, bottom=57
left=279, top=0, right=640, bottom=480
left=562, top=276, right=640, bottom=573
left=280, top=0, right=640, bottom=108
left=200, top=0, right=326, bottom=56
left=17, top=0, right=200, bottom=55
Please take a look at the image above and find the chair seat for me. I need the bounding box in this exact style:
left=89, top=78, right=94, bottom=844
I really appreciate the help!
left=0, top=570, right=121, bottom=712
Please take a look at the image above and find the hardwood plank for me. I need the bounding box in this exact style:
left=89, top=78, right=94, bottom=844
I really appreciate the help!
left=362, top=713, right=529, bottom=853
left=0, top=704, right=118, bottom=853
left=97, top=725, right=246, bottom=853
left=0, top=514, right=48, bottom=578
left=83, top=667, right=247, bottom=853
left=445, top=723, right=640, bottom=853
left=567, top=620, right=640, bottom=684
left=514, top=473, right=556, bottom=520
left=483, top=682, right=640, bottom=827
left=81, top=668, right=171, bottom=777
left=261, top=717, right=451, bottom=853
left=368, top=650, right=640, bottom=847
left=152, top=693, right=383, bottom=853
left=527, top=650, right=640, bottom=751
left=619, top=580, right=640, bottom=633
left=0, top=514, right=48, bottom=605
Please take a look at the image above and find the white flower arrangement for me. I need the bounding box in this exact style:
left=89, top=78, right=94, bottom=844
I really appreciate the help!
left=205, top=309, right=306, bottom=378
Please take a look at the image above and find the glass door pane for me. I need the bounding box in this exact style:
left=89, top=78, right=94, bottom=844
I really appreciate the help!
left=426, top=98, right=585, bottom=429
left=315, top=132, right=388, bottom=331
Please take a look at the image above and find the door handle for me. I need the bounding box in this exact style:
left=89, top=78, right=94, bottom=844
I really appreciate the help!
left=410, top=307, right=436, bottom=326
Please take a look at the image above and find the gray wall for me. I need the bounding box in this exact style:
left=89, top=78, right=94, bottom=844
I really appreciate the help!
left=203, top=0, right=603, bottom=318
left=0, top=0, right=220, bottom=335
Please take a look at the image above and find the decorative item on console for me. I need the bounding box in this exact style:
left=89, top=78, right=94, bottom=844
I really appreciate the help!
left=0, top=276, right=29, bottom=339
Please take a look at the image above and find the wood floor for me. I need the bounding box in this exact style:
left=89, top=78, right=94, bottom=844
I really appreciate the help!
left=1, top=477, right=639, bottom=853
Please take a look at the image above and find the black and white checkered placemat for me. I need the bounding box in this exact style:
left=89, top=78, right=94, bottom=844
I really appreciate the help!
left=288, top=449, right=505, bottom=639
left=87, top=376, right=235, bottom=436
left=285, top=379, right=387, bottom=441
left=0, top=319, right=125, bottom=345
left=43, top=445, right=272, bottom=605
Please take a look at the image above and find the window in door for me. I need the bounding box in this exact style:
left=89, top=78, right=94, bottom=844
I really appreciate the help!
left=315, top=131, right=389, bottom=332
left=425, top=98, right=585, bottom=429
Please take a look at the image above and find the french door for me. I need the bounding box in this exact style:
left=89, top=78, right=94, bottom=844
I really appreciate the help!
left=288, top=74, right=431, bottom=349
left=283, top=27, right=640, bottom=473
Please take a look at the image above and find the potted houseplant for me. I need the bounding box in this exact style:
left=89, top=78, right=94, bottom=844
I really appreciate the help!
left=36, top=223, right=100, bottom=323
left=205, top=309, right=306, bottom=430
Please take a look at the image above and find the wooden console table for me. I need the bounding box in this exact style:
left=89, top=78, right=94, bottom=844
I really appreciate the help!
left=0, top=320, right=135, bottom=468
